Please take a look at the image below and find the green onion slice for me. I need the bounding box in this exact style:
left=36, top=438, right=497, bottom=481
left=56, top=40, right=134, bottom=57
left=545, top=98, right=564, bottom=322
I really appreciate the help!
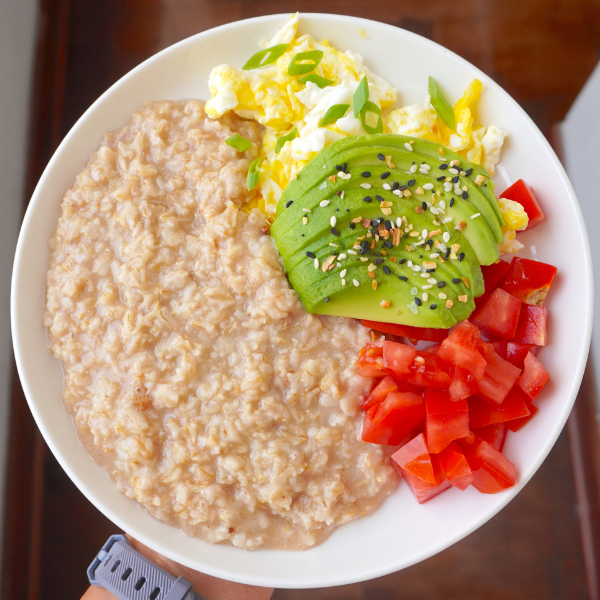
left=318, top=104, right=350, bottom=127
left=287, top=50, right=323, bottom=76
left=275, top=127, right=298, bottom=153
left=247, top=157, right=261, bottom=190
left=243, top=44, right=289, bottom=70
left=428, top=76, right=456, bottom=130
left=360, top=101, right=383, bottom=134
left=299, top=74, right=335, bottom=88
left=353, top=75, right=369, bottom=117
left=225, top=133, right=252, bottom=152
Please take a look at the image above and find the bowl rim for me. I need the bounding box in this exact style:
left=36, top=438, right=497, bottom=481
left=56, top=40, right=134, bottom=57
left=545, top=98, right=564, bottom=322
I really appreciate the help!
left=11, top=12, right=593, bottom=589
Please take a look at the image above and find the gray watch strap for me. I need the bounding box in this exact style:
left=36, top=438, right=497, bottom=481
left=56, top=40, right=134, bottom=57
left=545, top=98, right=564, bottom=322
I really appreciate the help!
left=88, top=534, right=206, bottom=600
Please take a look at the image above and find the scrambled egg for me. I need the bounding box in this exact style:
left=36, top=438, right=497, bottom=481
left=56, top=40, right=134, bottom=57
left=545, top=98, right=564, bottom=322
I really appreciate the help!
left=205, top=13, right=524, bottom=253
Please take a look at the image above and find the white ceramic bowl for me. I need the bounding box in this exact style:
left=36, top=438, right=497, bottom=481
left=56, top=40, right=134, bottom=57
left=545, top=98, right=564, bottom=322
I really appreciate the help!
left=11, top=13, right=593, bottom=589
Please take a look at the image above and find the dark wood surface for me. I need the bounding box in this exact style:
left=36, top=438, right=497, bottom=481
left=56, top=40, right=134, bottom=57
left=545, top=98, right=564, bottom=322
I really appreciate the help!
left=5, top=1, right=600, bottom=598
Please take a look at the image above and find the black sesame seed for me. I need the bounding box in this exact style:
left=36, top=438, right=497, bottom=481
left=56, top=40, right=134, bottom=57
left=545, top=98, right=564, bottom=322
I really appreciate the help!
left=414, top=297, right=422, bottom=306
left=465, top=168, right=473, bottom=176
left=407, top=179, right=416, bottom=186
left=452, top=278, right=461, bottom=284
left=378, top=153, right=385, bottom=161
left=430, top=304, right=437, bottom=310
left=444, top=248, right=451, bottom=259
left=346, top=208, right=350, bottom=212
left=421, top=201, right=428, bottom=210
left=381, top=172, right=391, bottom=179
left=399, top=185, right=408, bottom=191
left=462, top=191, right=469, bottom=200
left=301, top=233, right=305, bottom=237
left=450, top=198, right=455, bottom=207
left=370, top=219, right=378, bottom=227
left=331, top=251, right=337, bottom=255
left=336, top=208, right=340, bottom=211
left=399, top=275, right=408, bottom=281
left=437, top=176, right=446, bottom=181
left=383, top=266, right=391, bottom=275
left=383, top=240, right=393, bottom=249
left=361, top=242, right=369, bottom=255
left=363, top=196, right=373, bottom=203
left=375, top=258, right=384, bottom=265
left=378, top=217, right=385, bottom=224
left=459, top=252, right=465, bottom=261
left=419, top=255, right=423, bottom=258
left=426, top=268, right=436, bottom=273
left=349, top=222, right=356, bottom=229
left=335, top=165, right=342, bottom=171
left=393, top=182, right=400, bottom=190
left=361, top=171, right=371, bottom=178
left=384, top=220, right=392, bottom=230
left=437, top=281, right=446, bottom=288
left=331, top=227, right=340, bottom=236
left=324, top=297, right=330, bottom=303
left=375, top=195, right=384, bottom=203
left=439, top=163, right=448, bottom=170
left=452, top=175, right=459, bottom=184
left=285, top=200, right=294, bottom=208
left=484, top=183, right=488, bottom=187
left=306, top=251, right=316, bottom=258
left=399, top=258, right=407, bottom=264
left=425, top=239, right=433, bottom=248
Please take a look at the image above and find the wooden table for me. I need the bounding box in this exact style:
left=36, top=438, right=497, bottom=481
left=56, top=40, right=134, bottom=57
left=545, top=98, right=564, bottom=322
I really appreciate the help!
left=5, top=1, right=600, bottom=598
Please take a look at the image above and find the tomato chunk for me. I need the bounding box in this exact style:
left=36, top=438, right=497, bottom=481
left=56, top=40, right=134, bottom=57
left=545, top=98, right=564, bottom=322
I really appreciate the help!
left=507, top=399, right=539, bottom=432
left=360, top=375, right=398, bottom=410
left=472, top=423, right=507, bottom=452
left=362, top=391, right=425, bottom=445
left=425, top=389, right=469, bottom=454
left=516, top=352, right=549, bottom=401
left=356, top=342, right=386, bottom=377
left=406, top=351, right=451, bottom=389
left=471, top=288, right=521, bottom=340
left=437, top=442, right=474, bottom=490
left=449, top=365, right=479, bottom=401
left=361, top=320, right=450, bottom=342
left=468, top=387, right=531, bottom=429
left=501, top=179, right=546, bottom=230
left=512, top=305, right=548, bottom=346
left=501, top=257, right=557, bottom=305
left=475, top=260, right=512, bottom=308
left=505, top=342, right=538, bottom=369
left=383, top=341, right=416, bottom=377
left=490, top=341, right=507, bottom=359
left=438, top=321, right=487, bottom=381
left=464, top=439, right=517, bottom=493
left=476, top=343, right=522, bottom=405
left=392, top=435, right=452, bottom=503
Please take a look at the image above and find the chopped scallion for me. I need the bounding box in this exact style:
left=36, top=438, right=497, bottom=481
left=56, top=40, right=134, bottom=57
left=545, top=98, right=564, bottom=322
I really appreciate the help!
left=242, top=44, right=289, bottom=70
left=275, top=127, right=298, bottom=153
left=225, top=133, right=252, bottom=152
left=359, top=101, right=383, bottom=134
left=353, top=75, right=369, bottom=117
left=319, top=104, right=350, bottom=127
left=287, top=50, right=323, bottom=76
left=247, top=157, right=261, bottom=190
left=428, top=76, right=456, bottom=130
left=299, top=74, right=335, bottom=88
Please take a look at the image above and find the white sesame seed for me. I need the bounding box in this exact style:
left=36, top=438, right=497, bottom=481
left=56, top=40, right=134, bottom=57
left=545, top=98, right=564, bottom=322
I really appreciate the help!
left=423, top=183, right=434, bottom=190
left=329, top=243, right=338, bottom=247
left=404, top=142, right=413, bottom=152
left=439, top=157, right=448, bottom=162
left=471, top=213, right=481, bottom=219
left=341, top=191, right=345, bottom=199
left=444, top=182, right=453, bottom=192
left=422, top=229, right=428, bottom=239
left=303, top=208, right=311, bottom=212
left=383, top=183, right=391, bottom=190
left=314, top=258, right=319, bottom=269
left=422, top=293, right=429, bottom=301
left=412, top=265, right=421, bottom=272
left=442, top=217, right=453, bottom=224
left=427, top=278, right=437, bottom=284
left=420, top=272, right=430, bottom=278
left=439, top=292, right=447, bottom=299
left=449, top=168, right=459, bottom=174
left=302, top=216, right=308, bottom=225
left=336, top=262, right=341, bottom=268
left=342, top=172, right=352, bottom=179
left=320, top=200, right=330, bottom=207
left=396, top=217, right=402, bottom=227
left=330, top=216, right=337, bottom=227
left=342, top=279, right=346, bottom=286
left=430, top=206, right=439, bottom=215
left=340, top=269, right=347, bottom=277
left=421, top=162, right=431, bottom=170
left=353, top=279, right=360, bottom=287
left=360, top=183, right=371, bottom=189
left=422, top=284, right=432, bottom=290
left=429, top=253, right=439, bottom=259
left=338, top=253, right=347, bottom=260
left=410, top=164, right=418, bottom=173
left=407, top=260, right=413, bottom=267
left=439, top=200, right=446, bottom=209
left=443, top=232, right=450, bottom=243
left=419, top=168, right=429, bottom=175
left=348, top=249, right=357, bottom=255
left=393, top=189, right=401, bottom=196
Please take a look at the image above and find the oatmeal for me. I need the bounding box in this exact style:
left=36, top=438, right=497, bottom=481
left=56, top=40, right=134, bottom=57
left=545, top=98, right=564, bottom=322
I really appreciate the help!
left=45, top=100, right=397, bottom=550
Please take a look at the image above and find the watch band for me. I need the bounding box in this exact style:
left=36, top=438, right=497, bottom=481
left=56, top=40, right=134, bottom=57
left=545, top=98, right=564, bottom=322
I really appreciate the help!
left=88, top=535, right=206, bottom=600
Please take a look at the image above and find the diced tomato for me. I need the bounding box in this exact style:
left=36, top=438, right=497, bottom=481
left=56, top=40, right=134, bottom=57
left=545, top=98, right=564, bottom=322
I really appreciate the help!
left=501, top=179, right=546, bottom=230
left=361, top=320, right=450, bottom=342
left=512, top=305, right=548, bottom=346
left=507, top=399, right=539, bottom=432
left=472, top=423, right=507, bottom=452
left=468, top=387, right=531, bottom=429
left=505, top=342, right=538, bottom=369
left=476, top=343, right=522, bottom=405
left=362, top=391, right=425, bottom=445
left=360, top=375, right=398, bottom=410
left=391, top=379, right=423, bottom=393
left=425, top=389, right=469, bottom=454
left=501, top=257, right=557, bottom=306
left=471, top=288, right=521, bottom=340
left=356, top=342, right=386, bottom=377
left=437, top=441, right=474, bottom=490
left=392, top=435, right=452, bottom=503
left=423, top=343, right=441, bottom=355
left=383, top=341, right=416, bottom=377
left=406, top=351, right=452, bottom=389
left=516, top=352, right=549, bottom=401
left=438, top=321, right=487, bottom=381
left=474, top=260, right=512, bottom=309
left=490, top=340, right=507, bottom=359
left=464, top=439, right=517, bottom=493
left=449, top=365, right=479, bottom=401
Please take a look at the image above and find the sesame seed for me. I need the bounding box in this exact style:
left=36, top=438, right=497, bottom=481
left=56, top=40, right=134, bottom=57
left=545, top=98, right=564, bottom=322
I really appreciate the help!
left=340, top=269, right=347, bottom=277
left=376, top=195, right=385, bottom=202
left=324, top=297, right=330, bottom=303
left=383, top=266, right=391, bottom=275
left=306, top=250, right=316, bottom=258
left=439, top=163, right=448, bottom=171
left=285, top=200, right=294, bottom=208
left=437, top=175, right=445, bottom=181
left=430, top=304, right=437, bottom=309
left=423, top=183, right=434, bottom=190
left=452, top=175, right=459, bottom=184
left=422, top=284, right=432, bottom=290
left=414, top=297, right=422, bottom=306
left=320, top=200, right=330, bottom=207
left=471, top=213, right=481, bottom=219
left=442, top=217, right=453, bottom=224
left=303, top=208, right=311, bottom=213
left=410, top=164, right=418, bottom=173
left=330, top=216, right=337, bottom=227
left=408, top=179, right=416, bottom=186
left=465, top=168, right=473, bottom=176
left=335, top=165, right=342, bottom=171
left=350, top=222, right=356, bottom=229
left=360, top=183, right=372, bottom=189
left=459, top=253, right=465, bottom=261
left=329, top=243, right=338, bottom=248
left=399, top=275, right=408, bottom=281
left=443, top=232, right=450, bottom=243
left=404, top=142, right=413, bottom=151
left=363, top=196, right=373, bottom=204
left=378, top=153, right=385, bottom=160
left=353, top=279, right=360, bottom=287
left=361, top=171, right=371, bottom=178
left=383, top=183, right=391, bottom=190
left=314, top=258, right=319, bottom=269
left=439, top=292, right=447, bottom=300
left=348, top=249, right=357, bottom=255
left=383, top=240, right=393, bottom=248
left=393, top=182, right=400, bottom=190
left=430, top=206, right=439, bottom=215
left=452, top=278, right=461, bottom=284
left=462, top=191, right=469, bottom=199
left=421, top=201, right=428, bottom=211
left=342, top=279, right=346, bottom=286
left=381, top=172, right=391, bottom=179
left=375, top=258, right=384, bottom=265
left=450, top=198, right=455, bottom=207
left=331, top=227, right=339, bottom=236
left=449, top=168, right=459, bottom=175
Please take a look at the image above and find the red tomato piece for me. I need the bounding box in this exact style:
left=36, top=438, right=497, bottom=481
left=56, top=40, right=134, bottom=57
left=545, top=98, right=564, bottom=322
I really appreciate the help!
left=423, top=343, right=441, bottom=355
left=383, top=341, right=416, bottom=377
left=505, top=342, right=538, bottom=369
left=362, top=391, right=425, bottom=446
left=356, top=342, right=386, bottom=377
left=476, top=343, right=522, bottom=405
left=501, top=257, right=557, bottom=306
left=438, top=321, right=487, bottom=381
left=507, top=399, right=539, bottom=432
left=392, top=435, right=452, bottom=504
left=471, top=288, right=521, bottom=340
left=464, top=439, right=517, bottom=493
left=360, top=375, right=398, bottom=410
left=437, top=441, right=474, bottom=490
left=361, top=320, right=450, bottom=342
left=407, top=351, right=452, bottom=389
left=516, top=352, right=550, bottom=401
left=474, top=260, right=512, bottom=309
left=490, top=340, right=507, bottom=359
left=501, top=179, right=546, bottom=230
left=512, top=305, right=548, bottom=346
left=449, top=365, right=479, bottom=401
left=472, top=423, right=507, bottom=452
left=468, top=387, right=531, bottom=429
left=425, top=389, right=469, bottom=454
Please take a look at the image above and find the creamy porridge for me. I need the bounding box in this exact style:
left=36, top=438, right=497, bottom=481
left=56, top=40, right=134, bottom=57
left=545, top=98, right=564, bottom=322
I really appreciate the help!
left=45, top=100, right=397, bottom=550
